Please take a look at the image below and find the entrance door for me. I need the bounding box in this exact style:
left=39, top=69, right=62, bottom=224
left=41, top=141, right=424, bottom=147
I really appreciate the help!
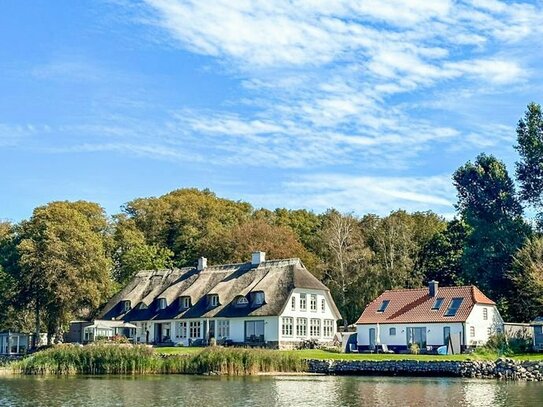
left=154, top=323, right=162, bottom=343
left=443, top=327, right=451, bottom=346
left=406, top=327, right=427, bottom=349
left=369, top=328, right=376, bottom=349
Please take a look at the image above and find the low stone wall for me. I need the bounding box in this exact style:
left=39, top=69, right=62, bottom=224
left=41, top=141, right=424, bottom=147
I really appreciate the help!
left=306, top=358, right=543, bottom=381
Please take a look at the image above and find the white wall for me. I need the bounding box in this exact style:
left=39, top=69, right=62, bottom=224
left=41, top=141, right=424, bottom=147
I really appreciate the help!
left=357, top=322, right=464, bottom=348
left=465, top=304, right=503, bottom=346
left=279, top=288, right=338, bottom=343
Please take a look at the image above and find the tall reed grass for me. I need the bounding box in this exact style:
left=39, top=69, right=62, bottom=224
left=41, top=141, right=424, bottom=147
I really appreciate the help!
left=13, top=344, right=307, bottom=375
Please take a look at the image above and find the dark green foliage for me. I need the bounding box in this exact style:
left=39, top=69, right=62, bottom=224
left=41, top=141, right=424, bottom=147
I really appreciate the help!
left=453, top=154, right=530, bottom=319
left=508, top=237, right=543, bottom=321
left=420, top=219, right=467, bottom=286
left=516, top=103, right=543, bottom=216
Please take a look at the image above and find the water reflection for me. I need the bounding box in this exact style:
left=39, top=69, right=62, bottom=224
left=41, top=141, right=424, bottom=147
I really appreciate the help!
left=0, top=375, right=542, bottom=407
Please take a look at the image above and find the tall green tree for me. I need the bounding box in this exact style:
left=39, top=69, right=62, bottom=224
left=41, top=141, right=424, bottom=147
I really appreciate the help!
left=419, top=219, right=468, bottom=286
left=123, top=188, right=252, bottom=266
left=111, top=215, right=173, bottom=285
left=515, top=102, right=543, bottom=226
left=453, top=154, right=530, bottom=318
left=508, top=237, right=543, bottom=321
left=16, top=201, right=112, bottom=343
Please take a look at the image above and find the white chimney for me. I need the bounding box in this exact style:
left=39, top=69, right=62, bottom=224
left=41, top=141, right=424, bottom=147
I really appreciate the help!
left=197, top=257, right=207, bottom=271
left=251, top=251, right=266, bottom=266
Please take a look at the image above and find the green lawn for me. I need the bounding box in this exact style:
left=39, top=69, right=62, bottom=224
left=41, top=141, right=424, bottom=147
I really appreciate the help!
left=154, top=347, right=543, bottom=361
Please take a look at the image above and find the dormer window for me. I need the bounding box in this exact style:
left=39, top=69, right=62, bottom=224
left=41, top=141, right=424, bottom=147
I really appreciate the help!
left=179, top=296, right=191, bottom=309
left=444, top=298, right=463, bottom=317
left=235, top=296, right=249, bottom=307
left=208, top=294, right=219, bottom=307
left=122, top=300, right=131, bottom=313
left=251, top=291, right=265, bottom=306
left=431, top=298, right=444, bottom=310
left=157, top=298, right=167, bottom=311
left=377, top=300, right=390, bottom=313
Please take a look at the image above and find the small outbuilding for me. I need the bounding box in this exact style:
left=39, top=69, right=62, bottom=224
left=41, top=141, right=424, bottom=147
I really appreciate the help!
left=532, top=317, right=543, bottom=352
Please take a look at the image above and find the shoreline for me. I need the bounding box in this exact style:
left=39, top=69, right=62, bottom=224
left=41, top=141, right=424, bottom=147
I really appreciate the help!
left=4, top=357, right=543, bottom=381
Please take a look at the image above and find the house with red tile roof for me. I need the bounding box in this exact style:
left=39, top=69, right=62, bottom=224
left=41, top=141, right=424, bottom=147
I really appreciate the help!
left=356, top=281, right=503, bottom=352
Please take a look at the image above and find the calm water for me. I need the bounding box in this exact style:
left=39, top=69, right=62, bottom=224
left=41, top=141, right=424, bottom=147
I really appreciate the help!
left=1, top=375, right=542, bottom=407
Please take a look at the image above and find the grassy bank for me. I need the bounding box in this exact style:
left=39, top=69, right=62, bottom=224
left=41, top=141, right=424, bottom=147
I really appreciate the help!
left=12, top=344, right=307, bottom=375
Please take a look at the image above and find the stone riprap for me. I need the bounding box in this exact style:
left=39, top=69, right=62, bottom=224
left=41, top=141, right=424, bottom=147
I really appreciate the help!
left=306, top=358, right=543, bottom=381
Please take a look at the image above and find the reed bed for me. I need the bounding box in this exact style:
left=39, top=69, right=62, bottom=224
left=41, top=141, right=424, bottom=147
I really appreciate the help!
left=13, top=345, right=307, bottom=375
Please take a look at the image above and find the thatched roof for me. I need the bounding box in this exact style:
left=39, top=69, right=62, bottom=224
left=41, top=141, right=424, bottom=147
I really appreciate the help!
left=99, top=258, right=340, bottom=321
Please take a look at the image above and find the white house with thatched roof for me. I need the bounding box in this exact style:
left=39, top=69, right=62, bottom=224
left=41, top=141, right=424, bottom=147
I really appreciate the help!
left=96, top=252, right=341, bottom=349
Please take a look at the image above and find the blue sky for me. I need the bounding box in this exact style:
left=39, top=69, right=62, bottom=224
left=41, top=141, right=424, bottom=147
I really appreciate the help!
left=1, top=0, right=543, bottom=221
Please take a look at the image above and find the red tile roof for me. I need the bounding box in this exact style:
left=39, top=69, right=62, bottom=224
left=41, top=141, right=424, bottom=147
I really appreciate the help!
left=356, top=285, right=495, bottom=324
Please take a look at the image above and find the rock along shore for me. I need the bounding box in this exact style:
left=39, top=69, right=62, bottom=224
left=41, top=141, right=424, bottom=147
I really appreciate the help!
left=306, top=358, right=543, bottom=381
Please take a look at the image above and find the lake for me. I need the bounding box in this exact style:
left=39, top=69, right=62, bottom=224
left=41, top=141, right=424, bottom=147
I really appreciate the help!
left=1, top=375, right=542, bottom=406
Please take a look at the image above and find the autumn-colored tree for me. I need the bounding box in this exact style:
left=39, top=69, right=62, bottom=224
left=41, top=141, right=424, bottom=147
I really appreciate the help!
left=123, top=188, right=252, bottom=266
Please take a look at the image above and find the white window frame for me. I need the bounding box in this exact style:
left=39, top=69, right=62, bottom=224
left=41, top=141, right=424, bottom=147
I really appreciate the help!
left=309, top=318, right=321, bottom=337
left=189, top=321, right=201, bottom=338
left=323, top=319, right=334, bottom=338
left=177, top=321, right=187, bottom=339
left=300, top=294, right=307, bottom=311
left=321, top=298, right=325, bottom=313
left=282, top=317, right=293, bottom=337
left=217, top=320, right=230, bottom=338
left=209, top=295, right=219, bottom=307
left=296, top=317, right=307, bottom=337
left=310, top=295, right=317, bottom=312
left=291, top=296, right=296, bottom=310
left=470, top=326, right=475, bottom=338
left=483, top=308, right=488, bottom=320
left=181, top=297, right=190, bottom=309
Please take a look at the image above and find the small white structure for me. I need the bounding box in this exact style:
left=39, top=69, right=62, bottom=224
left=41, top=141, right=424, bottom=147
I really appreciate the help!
left=97, top=253, right=341, bottom=348
left=356, top=281, right=503, bottom=352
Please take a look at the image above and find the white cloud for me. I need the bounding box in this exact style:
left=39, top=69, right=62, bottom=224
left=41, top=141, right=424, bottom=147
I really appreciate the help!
left=247, top=173, right=455, bottom=215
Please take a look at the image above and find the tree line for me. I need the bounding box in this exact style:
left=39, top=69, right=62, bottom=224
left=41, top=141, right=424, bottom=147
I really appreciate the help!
left=1, top=103, right=542, bottom=342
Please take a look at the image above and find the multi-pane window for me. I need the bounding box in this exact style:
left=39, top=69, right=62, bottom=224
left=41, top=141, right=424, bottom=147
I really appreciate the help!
left=180, top=297, right=190, bottom=309
left=321, top=299, right=326, bottom=312
left=253, top=292, right=265, bottom=306
left=189, top=321, right=201, bottom=338
left=122, top=300, right=131, bottom=313
left=377, top=300, right=390, bottom=312
left=291, top=296, right=296, bottom=310
left=309, top=319, right=321, bottom=337
left=470, top=326, right=475, bottom=337
left=310, top=295, right=317, bottom=311
left=282, top=317, right=293, bottom=336
left=483, top=308, right=488, bottom=320
left=296, top=317, right=307, bottom=337
left=444, top=298, right=463, bottom=317
left=300, top=294, right=307, bottom=311
left=209, top=295, right=219, bottom=307
left=487, top=327, right=492, bottom=336
left=323, top=320, right=334, bottom=337
left=431, top=298, right=444, bottom=310
left=217, top=320, right=230, bottom=338
left=389, top=327, right=396, bottom=336
left=157, top=298, right=167, bottom=310
left=176, top=322, right=187, bottom=339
